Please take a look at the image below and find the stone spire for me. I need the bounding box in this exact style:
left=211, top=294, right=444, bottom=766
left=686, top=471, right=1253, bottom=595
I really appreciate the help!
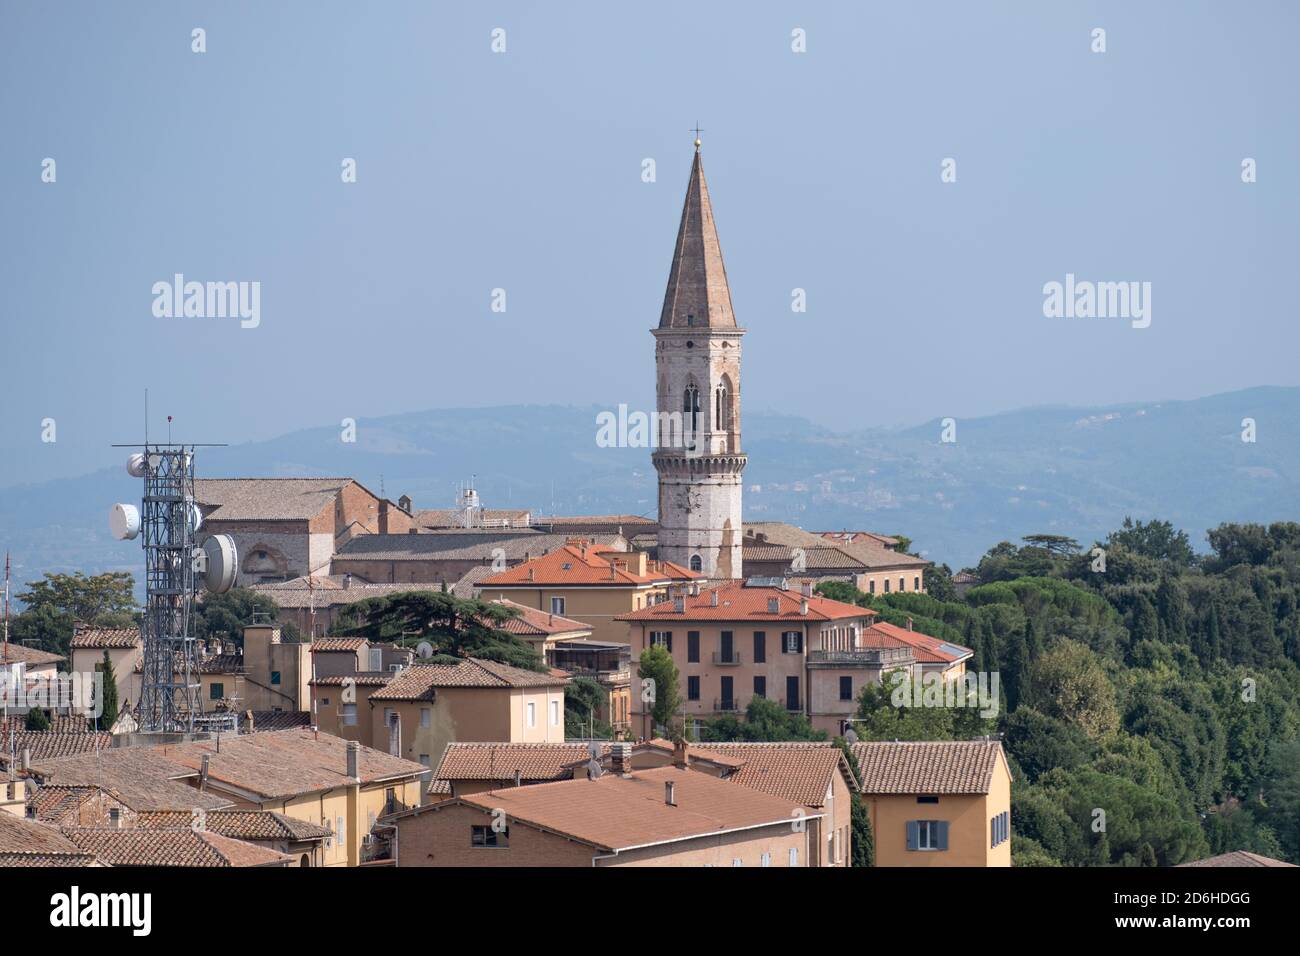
left=658, top=146, right=737, bottom=330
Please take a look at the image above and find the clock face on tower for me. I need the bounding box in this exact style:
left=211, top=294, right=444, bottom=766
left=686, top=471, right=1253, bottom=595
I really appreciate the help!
left=677, top=488, right=701, bottom=514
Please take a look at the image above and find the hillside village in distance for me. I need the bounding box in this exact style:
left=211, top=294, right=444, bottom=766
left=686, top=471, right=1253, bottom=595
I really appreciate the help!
left=2, top=146, right=1292, bottom=871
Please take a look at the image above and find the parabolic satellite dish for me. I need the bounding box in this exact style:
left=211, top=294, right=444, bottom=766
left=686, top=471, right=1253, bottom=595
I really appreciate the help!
left=109, top=503, right=141, bottom=540
left=202, top=534, right=239, bottom=593
left=126, top=453, right=149, bottom=477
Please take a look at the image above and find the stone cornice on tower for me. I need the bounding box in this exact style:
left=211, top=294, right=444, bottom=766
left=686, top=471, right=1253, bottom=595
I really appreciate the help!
left=658, top=148, right=738, bottom=331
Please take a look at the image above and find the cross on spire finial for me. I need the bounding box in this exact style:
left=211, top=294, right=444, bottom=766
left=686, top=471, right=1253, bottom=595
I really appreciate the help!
left=691, top=122, right=704, bottom=150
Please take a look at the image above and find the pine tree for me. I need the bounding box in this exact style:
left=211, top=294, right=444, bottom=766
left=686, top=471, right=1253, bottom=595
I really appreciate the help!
left=25, top=707, right=50, bottom=731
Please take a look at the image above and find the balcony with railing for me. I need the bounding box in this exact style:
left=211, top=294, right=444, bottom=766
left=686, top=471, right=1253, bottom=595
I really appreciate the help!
left=711, top=650, right=742, bottom=666
left=807, top=646, right=914, bottom=668
left=713, top=698, right=741, bottom=713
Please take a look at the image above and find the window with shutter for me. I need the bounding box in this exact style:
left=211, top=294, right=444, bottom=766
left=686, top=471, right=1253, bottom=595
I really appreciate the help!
left=937, top=820, right=949, bottom=850
left=753, top=631, right=766, bottom=663
left=906, top=821, right=920, bottom=851
left=687, top=631, right=700, bottom=663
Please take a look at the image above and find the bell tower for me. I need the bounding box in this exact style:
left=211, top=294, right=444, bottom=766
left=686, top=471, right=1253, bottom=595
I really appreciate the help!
left=652, top=140, right=746, bottom=579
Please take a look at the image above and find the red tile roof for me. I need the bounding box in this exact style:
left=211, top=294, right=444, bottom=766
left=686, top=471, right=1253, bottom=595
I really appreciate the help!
left=310, top=637, right=368, bottom=653
left=433, top=742, right=595, bottom=784
left=452, top=766, right=818, bottom=852
left=861, top=621, right=972, bottom=665
left=70, top=627, right=141, bottom=650
left=1178, top=851, right=1297, bottom=868
left=490, top=600, right=593, bottom=639
left=690, top=742, right=856, bottom=807
left=851, top=740, right=1006, bottom=794
left=0, top=642, right=63, bottom=666
left=618, top=582, right=876, bottom=623
left=368, top=659, right=565, bottom=700
left=482, top=544, right=692, bottom=588
left=136, top=810, right=333, bottom=842
left=63, top=827, right=294, bottom=867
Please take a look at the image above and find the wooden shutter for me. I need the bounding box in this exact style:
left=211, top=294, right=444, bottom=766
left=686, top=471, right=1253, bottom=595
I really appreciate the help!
left=906, top=821, right=919, bottom=851
left=937, top=821, right=950, bottom=850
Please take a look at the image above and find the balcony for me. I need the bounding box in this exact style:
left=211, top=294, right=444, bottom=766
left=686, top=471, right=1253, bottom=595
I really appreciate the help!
left=711, top=651, right=742, bottom=666
left=713, top=698, right=741, bottom=713
left=807, top=647, right=914, bottom=667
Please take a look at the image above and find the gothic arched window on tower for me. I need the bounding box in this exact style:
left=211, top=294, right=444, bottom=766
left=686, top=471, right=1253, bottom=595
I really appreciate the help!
left=690, top=554, right=703, bottom=572
left=683, top=385, right=700, bottom=437
left=715, top=386, right=729, bottom=434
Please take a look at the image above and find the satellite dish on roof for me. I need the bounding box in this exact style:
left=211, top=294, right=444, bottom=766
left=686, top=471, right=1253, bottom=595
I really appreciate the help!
left=109, top=503, right=141, bottom=540
left=202, top=534, right=239, bottom=593
left=126, top=453, right=149, bottom=477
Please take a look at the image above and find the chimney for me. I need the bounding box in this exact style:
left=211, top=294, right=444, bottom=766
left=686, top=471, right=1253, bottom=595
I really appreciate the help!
left=611, top=742, right=633, bottom=776
left=245, top=710, right=254, bottom=733
left=527, top=568, right=535, bottom=583
left=672, top=738, right=689, bottom=769
left=800, top=599, right=809, bottom=616
left=199, top=754, right=210, bottom=791
left=388, top=713, right=401, bottom=757
left=20, top=747, right=31, bottom=772
left=801, top=581, right=813, bottom=598
left=513, top=770, right=522, bottom=787
left=664, top=780, right=677, bottom=807
left=343, top=573, right=352, bottom=590
left=710, top=589, right=718, bottom=607
left=346, top=741, right=359, bottom=780
left=906, top=617, right=913, bottom=631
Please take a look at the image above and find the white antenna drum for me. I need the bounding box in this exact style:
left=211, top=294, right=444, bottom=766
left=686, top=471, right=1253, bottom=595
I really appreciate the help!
left=202, top=534, right=239, bottom=593
left=126, top=453, right=149, bottom=477
left=109, top=503, right=141, bottom=540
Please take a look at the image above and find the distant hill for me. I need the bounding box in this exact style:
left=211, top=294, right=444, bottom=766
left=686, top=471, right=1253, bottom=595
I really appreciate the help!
left=1, top=387, right=1297, bottom=592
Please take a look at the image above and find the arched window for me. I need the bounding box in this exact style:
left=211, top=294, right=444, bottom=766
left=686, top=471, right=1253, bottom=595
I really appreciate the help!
left=690, top=554, right=703, bottom=572
left=683, top=385, right=700, bottom=434
left=715, top=386, right=728, bottom=433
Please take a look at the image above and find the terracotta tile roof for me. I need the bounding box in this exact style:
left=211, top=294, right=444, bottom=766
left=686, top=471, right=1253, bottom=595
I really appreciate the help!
left=744, top=522, right=930, bottom=571
left=818, top=531, right=900, bottom=548
left=851, top=740, right=1005, bottom=794
left=251, top=577, right=432, bottom=609
left=63, top=827, right=293, bottom=867
left=861, top=622, right=972, bottom=665
left=70, top=626, right=141, bottom=650
left=684, top=742, right=854, bottom=807
left=0, top=714, right=94, bottom=735
left=240, top=710, right=312, bottom=733
left=618, top=582, right=876, bottom=623
left=416, top=509, right=533, bottom=529
left=449, top=564, right=499, bottom=598
left=1, top=731, right=114, bottom=764
left=137, top=809, right=333, bottom=842
left=482, top=544, right=689, bottom=588
left=454, top=766, right=816, bottom=852
left=28, top=747, right=233, bottom=811
left=26, top=784, right=124, bottom=824
left=193, top=477, right=351, bottom=522
left=489, top=600, right=593, bottom=639
left=159, top=729, right=429, bottom=800
left=310, top=637, right=368, bottom=653
left=0, top=850, right=98, bottom=867
left=636, top=738, right=748, bottom=770
left=433, top=742, right=594, bottom=784
left=0, top=808, right=88, bottom=856
left=309, top=673, right=391, bottom=687
left=1178, top=851, right=1298, bottom=868
left=336, top=532, right=621, bottom=563
left=368, top=659, right=564, bottom=700
left=532, top=515, right=657, bottom=528
left=0, top=642, right=63, bottom=666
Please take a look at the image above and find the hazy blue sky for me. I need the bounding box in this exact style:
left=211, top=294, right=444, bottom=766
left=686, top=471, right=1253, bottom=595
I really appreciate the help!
left=2, top=1, right=1296, bottom=487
